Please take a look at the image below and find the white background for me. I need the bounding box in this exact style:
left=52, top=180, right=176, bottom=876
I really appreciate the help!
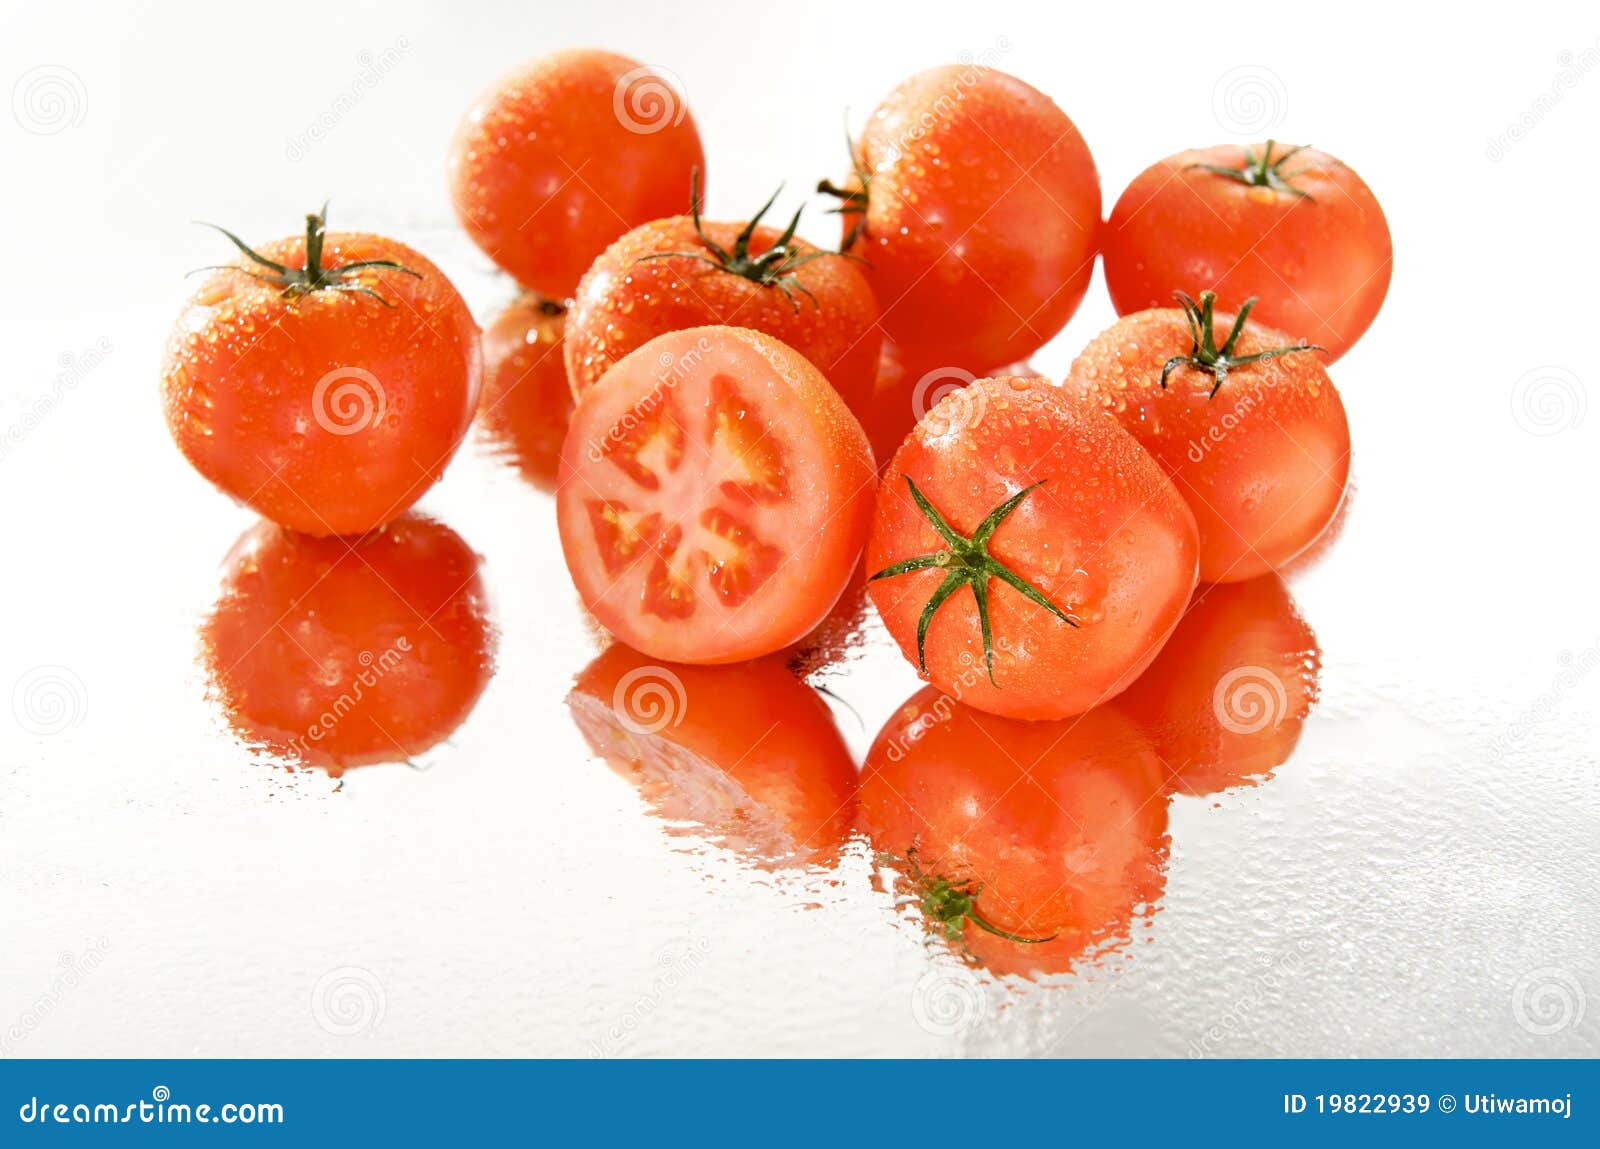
left=2, top=0, right=1598, bottom=1056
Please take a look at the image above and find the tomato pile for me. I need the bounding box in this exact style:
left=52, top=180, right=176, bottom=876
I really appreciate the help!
left=166, top=49, right=1387, bottom=975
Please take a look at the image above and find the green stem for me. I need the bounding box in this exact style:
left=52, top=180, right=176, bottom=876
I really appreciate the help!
left=1160, top=290, right=1324, bottom=399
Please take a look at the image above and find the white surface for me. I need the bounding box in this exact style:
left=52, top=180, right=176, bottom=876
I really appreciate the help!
left=2, top=0, right=1598, bottom=1057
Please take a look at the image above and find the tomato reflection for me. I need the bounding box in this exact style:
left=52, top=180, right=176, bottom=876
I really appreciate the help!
left=201, top=515, right=495, bottom=776
left=568, top=644, right=858, bottom=868
left=475, top=294, right=572, bottom=491
left=859, top=687, right=1170, bottom=978
left=1114, top=575, right=1320, bottom=796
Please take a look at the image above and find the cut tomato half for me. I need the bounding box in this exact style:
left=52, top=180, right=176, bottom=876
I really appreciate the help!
left=557, top=326, right=875, bottom=664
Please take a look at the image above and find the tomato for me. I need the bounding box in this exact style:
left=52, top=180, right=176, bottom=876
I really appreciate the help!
left=201, top=515, right=494, bottom=776
left=569, top=643, right=857, bottom=866
left=564, top=182, right=880, bottom=417
left=476, top=294, right=573, bottom=492
left=820, top=66, right=1099, bottom=372
left=448, top=49, right=705, bottom=300
left=856, top=341, right=1037, bottom=471
left=859, top=687, right=1169, bottom=977
left=1103, top=142, right=1391, bottom=362
left=162, top=207, right=481, bottom=537
left=867, top=375, right=1198, bottom=720
left=1113, top=575, right=1320, bottom=796
left=556, top=326, right=875, bottom=664
left=1067, top=292, right=1350, bottom=583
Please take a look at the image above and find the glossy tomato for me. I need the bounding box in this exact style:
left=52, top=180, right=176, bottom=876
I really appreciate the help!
left=476, top=294, right=573, bottom=491
left=1068, top=292, right=1350, bottom=583
left=1103, top=142, right=1391, bottom=361
left=859, top=687, right=1169, bottom=977
left=569, top=643, right=857, bottom=866
left=822, top=66, right=1099, bottom=372
left=448, top=49, right=705, bottom=300
left=565, top=183, right=880, bottom=417
left=556, top=326, right=875, bottom=664
left=867, top=376, right=1198, bottom=720
left=162, top=207, right=481, bottom=536
left=1114, top=575, right=1320, bottom=796
left=201, top=515, right=494, bottom=776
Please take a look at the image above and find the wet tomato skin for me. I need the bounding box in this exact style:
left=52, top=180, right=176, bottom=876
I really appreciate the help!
left=162, top=231, right=481, bottom=537
left=1068, top=307, right=1350, bottom=583
left=476, top=295, right=573, bottom=491
left=448, top=49, right=705, bottom=300
left=557, top=326, right=875, bottom=665
left=201, top=515, right=494, bottom=776
left=569, top=644, right=857, bottom=866
left=565, top=216, right=880, bottom=417
left=1103, top=143, right=1391, bottom=361
left=839, top=66, right=1100, bottom=372
left=867, top=376, right=1199, bottom=721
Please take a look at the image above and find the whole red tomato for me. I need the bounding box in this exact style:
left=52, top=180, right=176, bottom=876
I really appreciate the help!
left=449, top=49, right=705, bottom=300
left=201, top=515, right=494, bottom=776
left=1068, top=292, right=1350, bottom=583
left=564, top=183, right=880, bottom=416
left=162, top=207, right=481, bottom=536
left=822, top=65, right=1100, bottom=372
left=868, top=376, right=1198, bottom=720
left=1103, top=142, right=1391, bottom=361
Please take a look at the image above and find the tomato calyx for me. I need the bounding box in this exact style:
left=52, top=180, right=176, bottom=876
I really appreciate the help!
left=816, top=132, right=872, bottom=251
left=195, top=203, right=421, bottom=307
left=895, top=843, right=1057, bottom=945
left=1188, top=139, right=1314, bottom=200
left=637, top=170, right=840, bottom=311
left=1161, top=290, right=1324, bottom=399
left=870, top=477, right=1075, bottom=686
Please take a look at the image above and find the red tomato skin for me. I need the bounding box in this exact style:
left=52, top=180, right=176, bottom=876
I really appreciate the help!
left=859, top=688, right=1169, bottom=975
left=448, top=49, right=705, bottom=299
left=162, top=233, right=481, bottom=537
left=1113, top=575, right=1320, bottom=795
left=1103, top=144, right=1391, bottom=362
left=201, top=515, right=494, bottom=775
left=1067, top=308, right=1350, bottom=583
left=564, top=216, right=881, bottom=417
left=867, top=377, right=1199, bottom=720
left=843, top=66, right=1100, bottom=371
left=556, top=326, right=876, bottom=665
left=477, top=296, right=572, bottom=491
left=568, top=644, right=858, bottom=865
